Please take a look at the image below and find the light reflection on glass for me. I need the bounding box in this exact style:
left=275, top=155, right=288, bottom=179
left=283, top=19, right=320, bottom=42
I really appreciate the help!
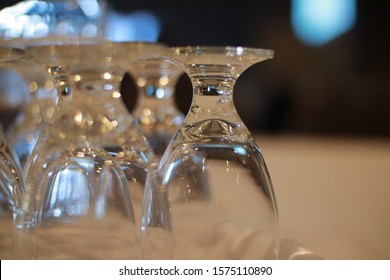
left=46, top=166, right=89, bottom=219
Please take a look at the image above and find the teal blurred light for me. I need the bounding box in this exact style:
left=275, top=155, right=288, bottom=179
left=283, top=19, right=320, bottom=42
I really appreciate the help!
left=291, top=0, right=357, bottom=46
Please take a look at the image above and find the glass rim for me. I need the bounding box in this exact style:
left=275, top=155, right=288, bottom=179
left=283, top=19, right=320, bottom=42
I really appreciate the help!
left=0, top=45, right=25, bottom=59
left=25, top=40, right=166, bottom=57
left=25, top=39, right=165, bottom=48
left=169, top=45, right=274, bottom=58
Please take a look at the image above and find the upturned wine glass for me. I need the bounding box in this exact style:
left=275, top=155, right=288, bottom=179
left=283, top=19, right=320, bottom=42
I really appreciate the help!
left=5, top=55, right=58, bottom=170
left=128, top=57, right=185, bottom=156
left=147, top=46, right=279, bottom=259
left=0, top=131, right=24, bottom=259
left=15, top=40, right=170, bottom=259
left=0, top=46, right=25, bottom=259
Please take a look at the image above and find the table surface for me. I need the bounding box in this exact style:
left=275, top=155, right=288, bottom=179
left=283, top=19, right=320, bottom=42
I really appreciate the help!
left=254, top=133, right=390, bottom=260
left=2, top=134, right=389, bottom=260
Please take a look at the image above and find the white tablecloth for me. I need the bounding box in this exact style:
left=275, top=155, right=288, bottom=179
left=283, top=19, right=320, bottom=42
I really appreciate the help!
left=254, top=134, right=390, bottom=260
left=3, top=134, right=389, bottom=260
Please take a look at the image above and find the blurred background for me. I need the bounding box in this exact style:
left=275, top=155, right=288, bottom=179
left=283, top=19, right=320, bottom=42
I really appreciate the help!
left=1, top=0, right=389, bottom=136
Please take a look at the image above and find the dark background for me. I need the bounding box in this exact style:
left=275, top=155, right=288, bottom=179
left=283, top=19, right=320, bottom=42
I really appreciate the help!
left=1, top=0, right=389, bottom=137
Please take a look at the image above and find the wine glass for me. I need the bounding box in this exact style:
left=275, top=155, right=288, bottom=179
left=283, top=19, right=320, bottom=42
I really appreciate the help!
left=128, top=57, right=185, bottom=156
left=5, top=55, right=58, bottom=170
left=147, top=46, right=279, bottom=259
left=15, top=40, right=170, bottom=259
left=0, top=46, right=25, bottom=259
left=0, top=131, right=24, bottom=260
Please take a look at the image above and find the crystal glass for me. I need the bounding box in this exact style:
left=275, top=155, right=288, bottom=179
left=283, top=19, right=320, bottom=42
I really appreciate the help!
left=0, top=131, right=24, bottom=259
left=5, top=56, right=58, bottom=170
left=5, top=38, right=80, bottom=175
left=15, top=40, right=170, bottom=259
left=128, top=57, right=185, bottom=156
left=0, top=45, right=28, bottom=130
left=151, top=46, right=279, bottom=259
left=0, top=46, right=25, bottom=259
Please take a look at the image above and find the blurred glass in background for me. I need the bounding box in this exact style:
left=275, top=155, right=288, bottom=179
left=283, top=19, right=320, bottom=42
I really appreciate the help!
left=0, top=0, right=107, bottom=41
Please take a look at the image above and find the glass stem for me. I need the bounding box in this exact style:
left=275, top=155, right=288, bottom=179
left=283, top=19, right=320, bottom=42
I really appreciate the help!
left=185, top=78, right=244, bottom=127
left=178, top=77, right=252, bottom=142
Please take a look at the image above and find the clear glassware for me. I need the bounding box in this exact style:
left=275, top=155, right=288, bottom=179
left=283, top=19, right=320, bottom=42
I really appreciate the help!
left=129, top=57, right=185, bottom=156
left=150, top=46, right=279, bottom=259
left=0, top=45, right=29, bottom=130
left=5, top=56, right=58, bottom=170
left=5, top=38, right=80, bottom=177
left=15, top=40, right=170, bottom=259
left=0, top=46, right=25, bottom=260
left=0, top=131, right=24, bottom=259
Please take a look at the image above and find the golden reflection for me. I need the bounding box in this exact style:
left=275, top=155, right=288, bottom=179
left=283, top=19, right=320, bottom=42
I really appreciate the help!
left=140, top=117, right=150, bottom=125
left=159, top=76, right=169, bottom=86
left=112, top=91, right=121, bottom=98
left=58, top=131, right=66, bottom=139
left=29, top=82, right=38, bottom=92
left=103, top=72, right=112, bottom=80
left=86, top=117, right=94, bottom=126
left=137, top=77, right=146, bottom=87
left=142, top=108, right=152, bottom=116
left=117, top=151, right=125, bottom=159
left=99, top=116, right=118, bottom=132
left=76, top=151, right=85, bottom=157
left=44, top=80, right=54, bottom=91
left=74, top=111, right=83, bottom=126
left=73, top=74, right=81, bottom=82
